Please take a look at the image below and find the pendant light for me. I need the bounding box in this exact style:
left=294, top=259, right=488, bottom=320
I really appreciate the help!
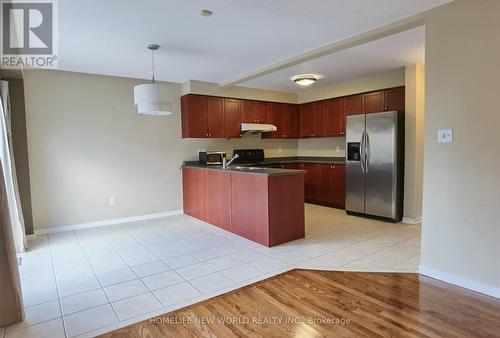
left=133, top=44, right=172, bottom=116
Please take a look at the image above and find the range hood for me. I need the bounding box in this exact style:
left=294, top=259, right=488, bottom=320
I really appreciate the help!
left=241, top=123, right=277, bottom=133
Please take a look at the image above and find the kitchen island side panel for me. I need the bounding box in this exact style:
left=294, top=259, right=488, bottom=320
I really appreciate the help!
left=268, top=174, right=305, bottom=246
left=230, top=172, right=270, bottom=246
left=182, top=167, right=205, bottom=220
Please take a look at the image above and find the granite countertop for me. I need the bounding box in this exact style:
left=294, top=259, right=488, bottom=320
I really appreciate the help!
left=263, top=156, right=345, bottom=164
left=182, top=162, right=305, bottom=176
left=182, top=156, right=345, bottom=176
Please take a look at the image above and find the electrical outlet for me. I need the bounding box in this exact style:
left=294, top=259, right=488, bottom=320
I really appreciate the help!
left=109, top=196, right=116, bottom=206
left=278, top=147, right=282, bottom=153
left=335, top=146, right=340, bottom=152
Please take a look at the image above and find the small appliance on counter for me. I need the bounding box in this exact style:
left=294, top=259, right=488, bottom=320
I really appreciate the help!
left=198, top=151, right=226, bottom=165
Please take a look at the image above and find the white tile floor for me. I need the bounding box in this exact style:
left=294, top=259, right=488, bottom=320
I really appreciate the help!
left=5, top=204, right=421, bottom=338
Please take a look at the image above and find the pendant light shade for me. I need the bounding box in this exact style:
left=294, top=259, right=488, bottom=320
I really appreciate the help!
left=133, top=44, right=173, bottom=116
left=134, top=84, right=172, bottom=116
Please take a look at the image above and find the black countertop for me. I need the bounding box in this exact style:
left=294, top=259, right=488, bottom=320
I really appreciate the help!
left=182, top=156, right=345, bottom=176
left=263, top=156, right=345, bottom=164
left=182, top=162, right=305, bottom=176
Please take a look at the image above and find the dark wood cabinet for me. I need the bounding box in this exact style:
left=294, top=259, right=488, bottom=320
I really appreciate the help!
left=182, top=87, right=403, bottom=139
left=223, top=98, right=241, bottom=138
left=207, top=97, right=224, bottom=138
left=182, top=94, right=241, bottom=138
left=281, top=104, right=298, bottom=138
left=299, top=103, right=314, bottom=138
left=280, top=162, right=299, bottom=170
left=326, top=97, right=345, bottom=136
left=319, top=164, right=345, bottom=208
left=241, top=100, right=257, bottom=123
left=363, top=86, right=405, bottom=114
left=181, top=94, right=209, bottom=138
left=363, top=91, right=386, bottom=114
left=312, top=101, right=326, bottom=137
left=203, top=169, right=231, bottom=231
left=344, top=94, right=363, bottom=116
left=298, top=162, right=345, bottom=208
left=182, top=167, right=205, bottom=220
left=385, top=86, right=405, bottom=112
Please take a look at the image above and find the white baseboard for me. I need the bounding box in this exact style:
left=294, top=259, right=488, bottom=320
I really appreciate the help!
left=25, top=234, right=37, bottom=240
left=33, top=210, right=184, bottom=235
left=402, top=216, right=422, bottom=224
left=419, top=266, right=500, bottom=299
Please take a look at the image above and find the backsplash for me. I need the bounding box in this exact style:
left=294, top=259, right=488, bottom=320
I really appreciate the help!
left=297, top=137, right=346, bottom=157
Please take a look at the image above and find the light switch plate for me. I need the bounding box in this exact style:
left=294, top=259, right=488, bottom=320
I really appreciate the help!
left=438, top=129, right=453, bottom=143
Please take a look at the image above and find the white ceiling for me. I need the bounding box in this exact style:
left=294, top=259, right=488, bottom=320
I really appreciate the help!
left=241, top=26, right=426, bottom=92
left=58, top=0, right=449, bottom=89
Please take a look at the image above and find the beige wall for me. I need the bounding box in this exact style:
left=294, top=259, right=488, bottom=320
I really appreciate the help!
left=23, top=70, right=297, bottom=230
left=421, top=0, right=500, bottom=291
left=297, top=69, right=405, bottom=104
left=4, top=78, right=34, bottom=235
left=182, top=80, right=297, bottom=103
left=404, top=65, right=425, bottom=221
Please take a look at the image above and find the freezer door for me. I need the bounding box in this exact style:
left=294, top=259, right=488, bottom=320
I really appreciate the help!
left=365, top=111, right=399, bottom=219
left=345, top=114, right=366, bottom=213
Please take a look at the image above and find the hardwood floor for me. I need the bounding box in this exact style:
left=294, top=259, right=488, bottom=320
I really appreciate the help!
left=101, top=269, right=500, bottom=338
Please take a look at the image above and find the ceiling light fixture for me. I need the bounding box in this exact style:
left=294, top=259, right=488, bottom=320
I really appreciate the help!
left=133, top=44, right=173, bottom=116
left=291, top=74, right=321, bottom=87
left=200, top=9, right=213, bottom=17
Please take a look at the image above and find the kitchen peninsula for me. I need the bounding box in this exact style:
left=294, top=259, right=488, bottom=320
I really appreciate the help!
left=182, top=164, right=305, bottom=247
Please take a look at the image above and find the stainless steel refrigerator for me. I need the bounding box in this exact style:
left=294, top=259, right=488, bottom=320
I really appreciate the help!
left=345, top=111, right=404, bottom=222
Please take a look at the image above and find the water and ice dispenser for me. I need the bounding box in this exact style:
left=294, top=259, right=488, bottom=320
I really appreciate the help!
left=347, top=142, right=361, bottom=161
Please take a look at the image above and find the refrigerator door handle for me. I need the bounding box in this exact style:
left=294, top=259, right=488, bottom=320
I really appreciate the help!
left=365, top=131, right=370, bottom=173
left=360, top=130, right=366, bottom=173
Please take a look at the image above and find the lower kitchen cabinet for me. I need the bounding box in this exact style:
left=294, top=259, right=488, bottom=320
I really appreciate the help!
left=203, top=169, right=232, bottom=231
left=182, top=166, right=305, bottom=247
left=182, top=167, right=205, bottom=220
left=299, top=163, right=345, bottom=209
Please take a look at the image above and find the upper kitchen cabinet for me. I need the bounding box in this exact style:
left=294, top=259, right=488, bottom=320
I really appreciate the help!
left=241, top=100, right=269, bottom=124
left=181, top=94, right=208, bottom=138
left=263, top=103, right=283, bottom=138
left=299, top=103, right=314, bottom=137
left=385, top=86, right=405, bottom=112
left=343, top=94, right=363, bottom=116
left=181, top=94, right=241, bottom=138
left=326, top=97, right=345, bottom=136
left=312, top=101, right=327, bottom=137
left=281, top=104, right=298, bottom=138
left=263, top=103, right=297, bottom=139
left=363, top=86, right=405, bottom=114
left=206, top=97, right=224, bottom=138
left=363, top=91, right=386, bottom=114
left=223, top=98, right=241, bottom=138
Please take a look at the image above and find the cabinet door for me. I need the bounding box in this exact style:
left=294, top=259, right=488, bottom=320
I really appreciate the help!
left=326, top=98, right=345, bottom=136
left=181, top=95, right=208, bottom=138
left=281, top=104, right=298, bottom=138
left=263, top=103, right=282, bottom=138
left=344, top=94, right=363, bottom=116
left=182, top=167, right=204, bottom=220
left=385, top=87, right=405, bottom=112
left=363, top=91, right=385, bottom=114
left=223, top=98, right=241, bottom=138
left=255, top=101, right=270, bottom=123
left=241, top=100, right=257, bottom=123
left=299, top=103, right=314, bottom=137
left=203, top=170, right=231, bottom=231
left=207, top=97, right=224, bottom=138
left=319, top=164, right=335, bottom=204
left=312, top=101, right=326, bottom=137
left=300, top=163, right=320, bottom=201
left=333, top=165, right=346, bottom=208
